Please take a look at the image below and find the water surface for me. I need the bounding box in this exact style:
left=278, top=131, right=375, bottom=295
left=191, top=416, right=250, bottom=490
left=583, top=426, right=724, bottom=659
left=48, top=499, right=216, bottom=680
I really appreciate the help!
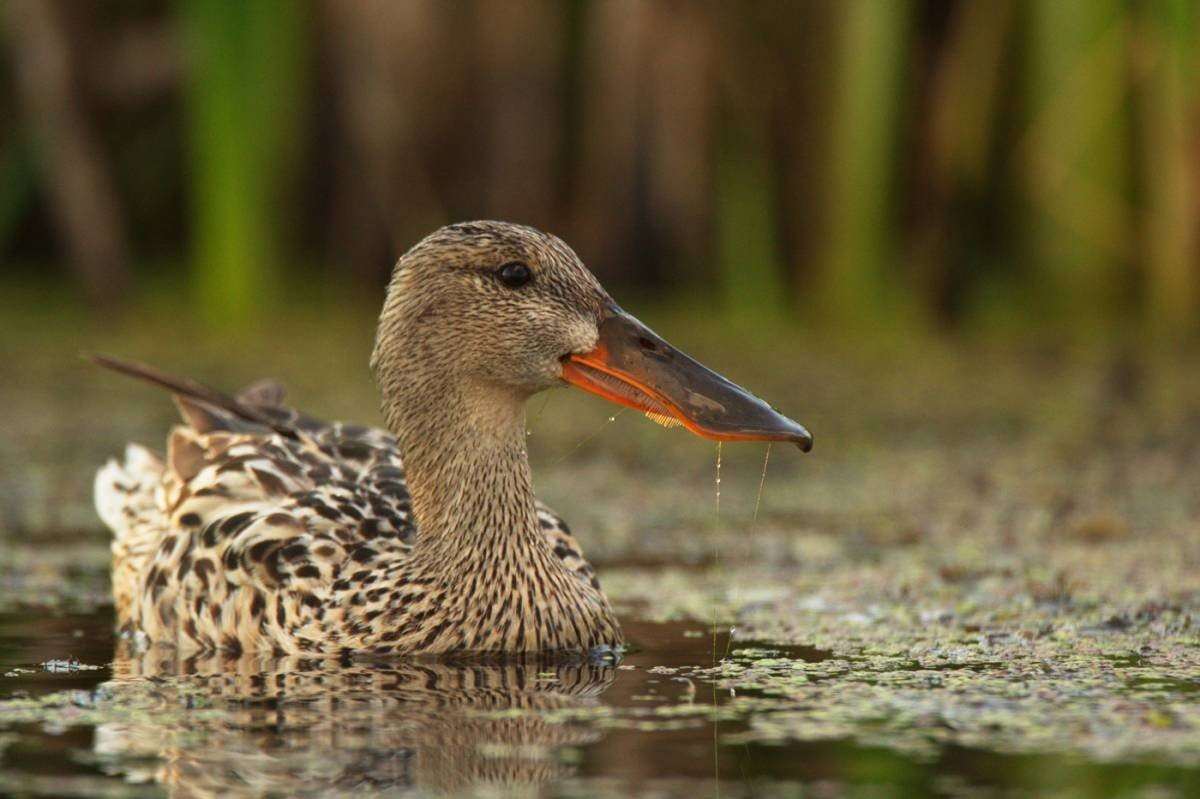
left=4, top=341, right=1200, bottom=796
left=2, top=608, right=1198, bottom=798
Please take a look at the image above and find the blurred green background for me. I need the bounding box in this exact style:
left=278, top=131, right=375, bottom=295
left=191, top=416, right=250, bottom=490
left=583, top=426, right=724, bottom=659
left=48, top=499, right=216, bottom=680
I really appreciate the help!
left=2, top=0, right=1197, bottom=335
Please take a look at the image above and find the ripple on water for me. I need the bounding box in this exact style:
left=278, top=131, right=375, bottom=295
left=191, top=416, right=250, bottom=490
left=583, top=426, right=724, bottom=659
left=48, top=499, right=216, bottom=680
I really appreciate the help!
left=0, top=612, right=1199, bottom=798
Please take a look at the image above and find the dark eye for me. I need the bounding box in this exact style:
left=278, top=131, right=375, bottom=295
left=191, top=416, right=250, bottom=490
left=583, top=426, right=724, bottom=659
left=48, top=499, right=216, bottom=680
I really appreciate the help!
left=497, top=262, right=532, bottom=289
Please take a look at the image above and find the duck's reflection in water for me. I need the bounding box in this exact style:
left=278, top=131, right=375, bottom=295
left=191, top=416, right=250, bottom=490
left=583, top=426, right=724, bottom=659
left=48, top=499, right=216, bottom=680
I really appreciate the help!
left=94, top=640, right=614, bottom=797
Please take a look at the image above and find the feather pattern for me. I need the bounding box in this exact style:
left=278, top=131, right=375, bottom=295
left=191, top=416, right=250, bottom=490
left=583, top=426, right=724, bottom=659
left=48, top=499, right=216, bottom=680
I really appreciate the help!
left=96, top=371, right=613, bottom=656
left=94, top=222, right=627, bottom=657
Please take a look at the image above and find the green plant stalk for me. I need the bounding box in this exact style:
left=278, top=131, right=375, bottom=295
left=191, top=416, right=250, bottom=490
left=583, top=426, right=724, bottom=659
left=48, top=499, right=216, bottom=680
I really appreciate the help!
left=182, top=0, right=308, bottom=325
left=818, top=0, right=912, bottom=330
left=1024, top=0, right=1131, bottom=327
left=715, top=112, right=787, bottom=320
left=1140, top=0, right=1199, bottom=335
left=0, top=139, right=34, bottom=257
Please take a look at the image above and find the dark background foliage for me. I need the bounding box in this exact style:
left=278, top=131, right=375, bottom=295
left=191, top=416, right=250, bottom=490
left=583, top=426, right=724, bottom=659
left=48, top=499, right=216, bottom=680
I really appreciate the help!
left=2, top=0, right=1196, bottom=335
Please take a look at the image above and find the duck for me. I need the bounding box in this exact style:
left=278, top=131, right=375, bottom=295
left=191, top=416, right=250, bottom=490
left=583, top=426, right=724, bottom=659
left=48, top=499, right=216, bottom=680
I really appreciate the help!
left=93, top=221, right=811, bottom=657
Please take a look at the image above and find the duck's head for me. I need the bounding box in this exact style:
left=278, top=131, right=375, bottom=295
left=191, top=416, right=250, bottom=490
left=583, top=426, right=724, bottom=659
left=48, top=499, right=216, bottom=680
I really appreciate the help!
left=372, top=221, right=811, bottom=451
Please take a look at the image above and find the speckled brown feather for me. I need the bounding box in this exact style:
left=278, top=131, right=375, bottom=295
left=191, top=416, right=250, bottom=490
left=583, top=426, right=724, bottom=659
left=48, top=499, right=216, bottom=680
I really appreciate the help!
left=96, top=222, right=623, bottom=656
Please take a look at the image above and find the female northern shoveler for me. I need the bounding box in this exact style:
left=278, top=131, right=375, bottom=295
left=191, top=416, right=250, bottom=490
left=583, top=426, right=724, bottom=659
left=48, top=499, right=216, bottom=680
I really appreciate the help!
left=94, top=221, right=811, bottom=657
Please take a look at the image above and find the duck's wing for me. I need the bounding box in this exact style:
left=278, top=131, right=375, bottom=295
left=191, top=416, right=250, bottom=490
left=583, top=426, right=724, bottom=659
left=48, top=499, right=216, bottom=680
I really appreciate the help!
left=142, top=421, right=416, bottom=654
left=93, top=356, right=600, bottom=652
left=93, top=356, right=415, bottom=651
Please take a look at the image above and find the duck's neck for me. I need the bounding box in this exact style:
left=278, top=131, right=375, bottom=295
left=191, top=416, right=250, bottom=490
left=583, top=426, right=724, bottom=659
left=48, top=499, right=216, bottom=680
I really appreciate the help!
left=384, top=383, right=624, bottom=652
left=392, top=384, right=543, bottom=563
left=384, top=384, right=619, bottom=651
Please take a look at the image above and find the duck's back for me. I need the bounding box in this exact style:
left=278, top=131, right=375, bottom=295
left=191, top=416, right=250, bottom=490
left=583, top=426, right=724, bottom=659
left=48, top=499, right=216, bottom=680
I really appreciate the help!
left=95, top=376, right=596, bottom=655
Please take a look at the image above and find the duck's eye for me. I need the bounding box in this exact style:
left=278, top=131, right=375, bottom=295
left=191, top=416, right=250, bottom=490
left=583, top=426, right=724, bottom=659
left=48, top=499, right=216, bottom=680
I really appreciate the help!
left=497, top=262, right=533, bottom=289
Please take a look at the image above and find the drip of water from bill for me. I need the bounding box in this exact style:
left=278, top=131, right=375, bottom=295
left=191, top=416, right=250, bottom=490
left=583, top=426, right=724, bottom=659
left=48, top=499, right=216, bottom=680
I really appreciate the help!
left=752, top=443, right=772, bottom=528
left=714, top=441, right=723, bottom=517
left=723, top=443, right=773, bottom=661
left=712, top=440, right=723, bottom=796
left=711, top=441, right=722, bottom=665
left=551, top=408, right=626, bottom=466
left=709, top=443, right=771, bottom=791
left=525, top=393, right=553, bottom=439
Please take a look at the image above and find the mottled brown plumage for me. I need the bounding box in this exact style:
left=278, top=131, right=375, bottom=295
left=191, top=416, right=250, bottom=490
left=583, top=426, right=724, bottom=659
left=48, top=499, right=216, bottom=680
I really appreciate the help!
left=95, top=220, right=811, bottom=658
left=97, top=222, right=621, bottom=657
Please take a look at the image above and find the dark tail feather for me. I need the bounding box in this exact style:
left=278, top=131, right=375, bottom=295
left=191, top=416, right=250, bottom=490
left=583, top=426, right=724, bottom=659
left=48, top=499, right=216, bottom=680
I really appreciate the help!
left=85, top=353, right=298, bottom=438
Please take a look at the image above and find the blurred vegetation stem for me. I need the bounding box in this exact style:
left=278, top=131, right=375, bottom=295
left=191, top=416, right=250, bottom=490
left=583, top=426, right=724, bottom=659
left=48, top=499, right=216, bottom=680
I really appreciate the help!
left=717, top=109, right=786, bottom=320
left=1138, top=0, right=1200, bottom=334
left=819, top=0, right=911, bottom=329
left=6, top=0, right=131, bottom=304
left=183, top=0, right=309, bottom=324
left=1024, top=0, right=1131, bottom=328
